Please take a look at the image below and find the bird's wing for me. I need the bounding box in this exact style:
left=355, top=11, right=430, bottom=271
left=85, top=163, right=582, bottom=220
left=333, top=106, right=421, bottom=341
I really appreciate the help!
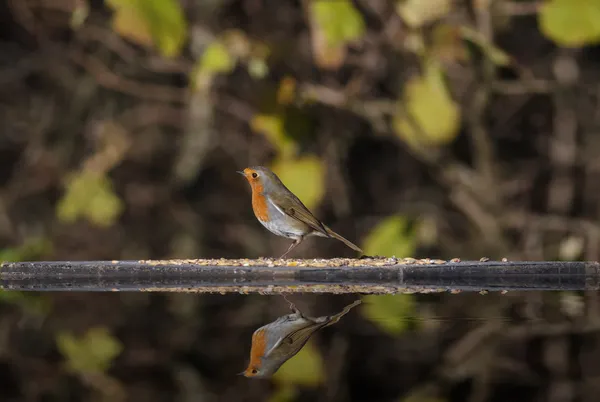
left=265, top=322, right=326, bottom=360
left=268, top=191, right=328, bottom=236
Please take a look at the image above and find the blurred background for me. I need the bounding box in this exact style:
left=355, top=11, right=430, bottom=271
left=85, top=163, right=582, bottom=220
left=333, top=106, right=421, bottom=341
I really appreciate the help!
left=1, top=0, right=600, bottom=401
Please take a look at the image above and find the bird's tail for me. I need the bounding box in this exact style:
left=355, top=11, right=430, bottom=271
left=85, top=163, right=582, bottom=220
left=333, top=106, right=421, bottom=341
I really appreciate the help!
left=323, top=225, right=363, bottom=254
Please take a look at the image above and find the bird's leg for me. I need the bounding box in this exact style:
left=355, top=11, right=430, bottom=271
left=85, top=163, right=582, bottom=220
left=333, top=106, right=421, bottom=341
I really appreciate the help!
left=280, top=237, right=303, bottom=259
left=282, top=294, right=299, bottom=313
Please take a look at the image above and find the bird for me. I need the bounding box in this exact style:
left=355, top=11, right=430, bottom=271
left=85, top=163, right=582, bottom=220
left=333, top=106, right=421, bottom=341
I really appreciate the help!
left=237, top=166, right=363, bottom=258
left=241, top=299, right=361, bottom=378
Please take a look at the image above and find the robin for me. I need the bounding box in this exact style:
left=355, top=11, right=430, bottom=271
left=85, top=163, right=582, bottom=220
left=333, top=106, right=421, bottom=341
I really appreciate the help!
left=241, top=299, right=362, bottom=378
left=237, top=166, right=363, bottom=258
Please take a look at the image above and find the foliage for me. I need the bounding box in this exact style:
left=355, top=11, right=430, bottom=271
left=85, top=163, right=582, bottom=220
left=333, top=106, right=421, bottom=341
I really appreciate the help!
left=268, top=342, right=325, bottom=402
left=251, top=86, right=325, bottom=210
left=0, top=238, right=52, bottom=262
left=309, top=0, right=365, bottom=69
left=393, top=59, right=461, bottom=149
left=397, top=0, right=452, bottom=28
left=106, top=0, right=187, bottom=57
left=363, top=216, right=416, bottom=258
left=251, top=114, right=296, bottom=157
left=56, top=327, right=123, bottom=375
left=274, top=341, right=324, bottom=382
left=361, top=294, right=417, bottom=335
left=311, top=0, right=365, bottom=47
left=199, top=41, right=236, bottom=75
left=57, top=171, right=124, bottom=227
left=193, top=30, right=270, bottom=91
left=539, top=0, right=600, bottom=47
left=0, top=291, right=51, bottom=316
left=271, top=156, right=325, bottom=211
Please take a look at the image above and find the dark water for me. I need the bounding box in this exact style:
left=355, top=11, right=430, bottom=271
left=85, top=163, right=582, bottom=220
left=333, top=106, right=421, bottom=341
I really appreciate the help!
left=0, top=290, right=596, bottom=402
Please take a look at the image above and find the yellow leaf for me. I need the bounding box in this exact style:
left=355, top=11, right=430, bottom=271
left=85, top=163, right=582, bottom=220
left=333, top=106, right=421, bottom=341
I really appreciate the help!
left=539, top=0, right=600, bottom=47
left=248, top=57, right=269, bottom=79
left=363, top=215, right=416, bottom=258
left=397, top=0, right=452, bottom=28
left=107, top=0, right=187, bottom=57
left=199, top=41, right=236, bottom=74
left=111, top=3, right=153, bottom=47
left=459, top=26, right=511, bottom=66
left=271, top=156, right=325, bottom=211
left=311, top=0, right=365, bottom=47
left=250, top=114, right=296, bottom=156
left=57, top=328, right=123, bottom=374
left=277, top=77, right=297, bottom=106
left=397, top=388, right=448, bottom=402
left=57, top=171, right=124, bottom=227
left=272, top=342, right=324, bottom=386
left=0, top=290, right=51, bottom=316
left=192, top=39, right=237, bottom=91
left=0, top=238, right=52, bottom=263
left=361, top=294, right=416, bottom=335
left=430, top=24, right=470, bottom=64
left=268, top=386, right=298, bottom=402
left=393, top=60, right=461, bottom=147
left=70, top=0, right=90, bottom=29
left=309, top=0, right=365, bottom=69
left=310, top=30, right=347, bottom=70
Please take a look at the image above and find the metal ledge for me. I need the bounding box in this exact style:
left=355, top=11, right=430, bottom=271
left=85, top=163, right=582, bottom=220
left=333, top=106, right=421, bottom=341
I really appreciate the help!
left=0, top=258, right=598, bottom=293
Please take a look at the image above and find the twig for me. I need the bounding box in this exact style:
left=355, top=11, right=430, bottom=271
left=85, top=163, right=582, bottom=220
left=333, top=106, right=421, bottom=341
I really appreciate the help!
left=468, top=0, right=498, bottom=205
left=76, top=25, right=193, bottom=75
left=491, top=79, right=555, bottom=94
left=68, top=49, right=188, bottom=104
left=498, top=1, right=543, bottom=16
left=117, top=103, right=186, bottom=130
left=547, top=49, right=579, bottom=214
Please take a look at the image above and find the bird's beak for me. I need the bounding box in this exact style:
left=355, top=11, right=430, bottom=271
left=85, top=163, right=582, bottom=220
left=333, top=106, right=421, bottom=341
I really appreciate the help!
left=237, top=371, right=247, bottom=376
left=236, top=171, right=245, bottom=176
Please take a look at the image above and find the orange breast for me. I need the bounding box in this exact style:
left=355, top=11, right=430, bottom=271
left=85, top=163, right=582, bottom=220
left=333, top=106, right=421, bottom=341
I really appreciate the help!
left=251, top=182, right=269, bottom=222
left=245, top=327, right=267, bottom=373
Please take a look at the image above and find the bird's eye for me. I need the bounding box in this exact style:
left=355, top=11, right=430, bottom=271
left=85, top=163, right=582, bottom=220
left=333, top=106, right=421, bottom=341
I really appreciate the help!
left=251, top=368, right=258, bottom=374
left=251, top=172, right=258, bottom=178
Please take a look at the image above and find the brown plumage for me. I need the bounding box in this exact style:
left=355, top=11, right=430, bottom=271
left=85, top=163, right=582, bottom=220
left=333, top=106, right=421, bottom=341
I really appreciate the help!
left=238, top=166, right=363, bottom=258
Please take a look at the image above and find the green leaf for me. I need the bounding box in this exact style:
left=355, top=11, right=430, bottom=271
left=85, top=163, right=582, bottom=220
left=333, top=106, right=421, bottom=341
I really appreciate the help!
left=363, top=215, right=416, bottom=258
left=57, top=328, right=123, bottom=374
left=0, top=291, right=51, bottom=316
left=192, top=40, right=236, bottom=91
left=361, top=294, right=416, bottom=335
left=107, top=0, right=187, bottom=57
left=397, top=389, right=448, bottom=402
left=430, top=24, right=470, bottom=64
left=311, top=0, right=365, bottom=47
left=393, top=60, right=461, bottom=148
left=271, top=156, right=325, bottom=211
left=70, top=0, right=90, bottom=29
left=272, top=342, right=324, bottom=386
left=268, top=386, right=298, bottom=402
left=57, top=171, right=124, bottom=227
left=199, top=41, right=236, bottom=74
left=248, top=57, right=269, bottom=79
left=539, top=0, right=600, bottom=47
left=459, top=26, right=512, bottom=66
left=397, top=0, right=452, bottom=28
left=250, top=114, right=297, bottom=156
left=0, top=238, right=52, bottom=263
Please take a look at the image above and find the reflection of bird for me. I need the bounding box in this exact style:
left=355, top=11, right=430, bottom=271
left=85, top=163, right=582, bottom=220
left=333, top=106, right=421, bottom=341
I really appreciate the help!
left=238, top=166, right=363, bottom=258
left=241, top=299, right=362, bottom=379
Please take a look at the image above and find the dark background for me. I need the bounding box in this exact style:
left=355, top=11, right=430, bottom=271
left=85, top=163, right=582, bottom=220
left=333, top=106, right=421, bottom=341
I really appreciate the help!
left=1, top=0, right=600, bottom=401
